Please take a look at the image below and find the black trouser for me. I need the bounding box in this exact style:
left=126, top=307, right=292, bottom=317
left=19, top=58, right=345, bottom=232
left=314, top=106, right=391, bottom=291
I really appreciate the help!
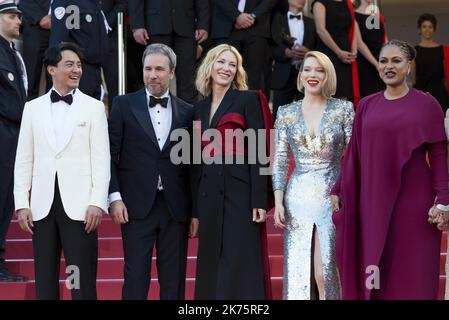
left=121, top=191, right=188, bottom=300
left=79, top=62, right=102, bottom=101
left=272, top=66, right=303, bottom=121
left=0, top=179, right=13, bottom=271
left=22, top=23, right=52, bottom=100
left=103, top=30, right=119, bottom=112
left=216, top=33, right=269, bottom=92
left=0, top=124, right=18, bottom=269
left=148, top=33, right=198, bottom=103
left=126, top=36, right=145, bottom=93
left=32, top=176, right=98, bottom=300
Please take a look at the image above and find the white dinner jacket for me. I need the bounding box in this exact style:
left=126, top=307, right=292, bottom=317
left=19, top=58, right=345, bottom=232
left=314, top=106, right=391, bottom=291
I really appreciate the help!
left=14, top=89, right=110, bottom=221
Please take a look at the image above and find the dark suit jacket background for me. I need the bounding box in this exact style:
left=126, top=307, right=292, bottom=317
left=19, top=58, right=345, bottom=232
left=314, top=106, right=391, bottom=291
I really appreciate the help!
left=271, top=12, right=317, bottom=90
left=19, top=0, right=51, bottom=26
left=109, top=89, right=194, bottom=222
left=50, top=0, right=108, bottom=66
left=211, top=0, right=276, bottom=39
left=0, top=37, right=26, bottom=125
left=128, top=0, right=209, bottom=37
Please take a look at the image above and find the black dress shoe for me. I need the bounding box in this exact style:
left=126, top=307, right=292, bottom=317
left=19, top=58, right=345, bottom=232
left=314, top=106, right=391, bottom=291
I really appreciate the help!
left=0, top=268, right=27, bottom=282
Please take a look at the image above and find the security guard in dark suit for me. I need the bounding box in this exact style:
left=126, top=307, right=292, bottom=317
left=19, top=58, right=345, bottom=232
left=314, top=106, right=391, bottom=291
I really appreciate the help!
left=19, top=0, right=52, bottom=100
left=0, top=2, right=26, bottom=282
left=50, top=0, right=108, bottom=100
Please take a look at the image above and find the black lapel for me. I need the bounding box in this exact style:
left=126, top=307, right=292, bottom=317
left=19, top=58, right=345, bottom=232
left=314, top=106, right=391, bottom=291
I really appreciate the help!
left=161, top=93, right=182, bottom=152
left=200, top=95, right=212, bottom=131
left=282, top=14, right=290, bottom=37
left=209, top=89, right=237, bottom=128
left=303, top=17, right=312, bottom=47
left=130, top=89, right=159, bottom=148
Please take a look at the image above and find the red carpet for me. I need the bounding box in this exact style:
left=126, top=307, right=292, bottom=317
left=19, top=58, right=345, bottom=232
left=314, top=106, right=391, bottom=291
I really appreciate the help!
left=1, top=214, right=446, bottom=299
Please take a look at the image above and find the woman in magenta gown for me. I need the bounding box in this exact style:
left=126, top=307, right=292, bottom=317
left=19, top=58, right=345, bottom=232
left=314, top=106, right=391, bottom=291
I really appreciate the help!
left=331, top=39, right=449, bottom=300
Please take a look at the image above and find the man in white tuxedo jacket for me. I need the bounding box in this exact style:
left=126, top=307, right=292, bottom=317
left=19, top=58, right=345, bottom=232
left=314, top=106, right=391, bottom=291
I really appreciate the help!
left=13, top=42, right=110, bottom=300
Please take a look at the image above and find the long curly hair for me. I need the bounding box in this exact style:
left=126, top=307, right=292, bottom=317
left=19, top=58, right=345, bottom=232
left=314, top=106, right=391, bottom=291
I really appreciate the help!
left=195, top=44, right=248, bottom=97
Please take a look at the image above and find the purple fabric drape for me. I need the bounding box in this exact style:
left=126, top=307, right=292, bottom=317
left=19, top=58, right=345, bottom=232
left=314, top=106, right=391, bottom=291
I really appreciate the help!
left=332, top=89, right=449, bottom=299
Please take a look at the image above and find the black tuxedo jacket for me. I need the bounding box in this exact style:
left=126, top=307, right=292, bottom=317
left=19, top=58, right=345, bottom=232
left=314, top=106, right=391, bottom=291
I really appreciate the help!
left=109, top=89, right=194, bottom=221
left=191, top=89, right=268, bottom=217
left=19, top=0, right=51, bottom=25
left=210, top=0, right=276, bottom=39
left=50, top=0, right=108, bottom=66
left=128, top=0, right=209, bottom=37
left=271, top=12, right=317, bottom=89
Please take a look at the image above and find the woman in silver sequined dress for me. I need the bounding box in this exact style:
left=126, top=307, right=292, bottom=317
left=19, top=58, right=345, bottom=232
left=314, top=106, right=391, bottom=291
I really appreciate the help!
left=272, top=51, right=354, bottom=300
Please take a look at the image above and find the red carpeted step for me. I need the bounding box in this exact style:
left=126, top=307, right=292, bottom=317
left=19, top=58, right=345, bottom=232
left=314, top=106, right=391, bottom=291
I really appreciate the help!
left=5, top=257, right=195, bottom=280
left=7, top=218, right=121, bottom=239
left=5, top=254, right=285, bottom=281
left=441, top=253, right=447, bottom=275
left=0, top=277, right=284, bottom=300
left=5, top=234, right=283, bottom=259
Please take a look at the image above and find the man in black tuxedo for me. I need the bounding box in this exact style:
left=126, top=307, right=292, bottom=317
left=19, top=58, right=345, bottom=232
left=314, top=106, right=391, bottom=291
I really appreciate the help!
left=50, top=0, right=108, bottom=100
left=101, top=0, right=127, bottom=111
left=129, top=0, right=209, bottom=103
left=19, top=0, right=52, bottom=100
left=211, top=0, right=276, bottom=91
left=0, top=2, right=26, bottom=282
left=108, top=43, right=197, bottom=300
left=271, top=0, right=316, bottom=120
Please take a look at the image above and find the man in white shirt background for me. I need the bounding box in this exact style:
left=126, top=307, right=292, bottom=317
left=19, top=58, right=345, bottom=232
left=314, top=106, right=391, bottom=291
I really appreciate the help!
left=14, top=42, right=110, bottom=299
left=270, top=0, right=316, bottom=120
left=108, top=43, right=197, bottom=300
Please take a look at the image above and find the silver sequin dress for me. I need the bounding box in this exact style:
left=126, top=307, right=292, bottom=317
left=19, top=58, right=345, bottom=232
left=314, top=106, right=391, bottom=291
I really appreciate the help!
left=272, top=98, right=354, bottom=300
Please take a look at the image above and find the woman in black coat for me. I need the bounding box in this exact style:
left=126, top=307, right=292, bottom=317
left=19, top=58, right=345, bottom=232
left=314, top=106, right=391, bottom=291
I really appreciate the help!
left=192, top=44, right=271, bottom=300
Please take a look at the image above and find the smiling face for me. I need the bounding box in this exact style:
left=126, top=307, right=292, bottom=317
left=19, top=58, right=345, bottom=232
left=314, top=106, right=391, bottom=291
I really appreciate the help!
left=300, top=56, right=327, bottom=97
left=47, top=49, right=82, bottom=94
left=419, top=20, right=435, bottom=40
left=143, top=53, right=174, bottom=97
left=288, top=0, right=305, bottom=12
left=210, top=50, right=237, bottom=89
left=378, top=45, right=410, bottom=88
left=0, top=13, right=21, bottom=42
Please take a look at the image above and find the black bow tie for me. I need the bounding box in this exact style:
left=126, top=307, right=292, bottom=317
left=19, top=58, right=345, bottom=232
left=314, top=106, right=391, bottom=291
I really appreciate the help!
left=149, top=96, right=168, bottom=108
left=50, top=90, right=73, bottom=105
left=289, top=14, right=302, bottom=20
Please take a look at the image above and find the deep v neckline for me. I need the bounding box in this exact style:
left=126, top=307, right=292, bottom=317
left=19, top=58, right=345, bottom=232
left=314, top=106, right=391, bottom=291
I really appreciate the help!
left=299, top=100, right=329, bottom=137
left=208, top=101, right=221, bottom=127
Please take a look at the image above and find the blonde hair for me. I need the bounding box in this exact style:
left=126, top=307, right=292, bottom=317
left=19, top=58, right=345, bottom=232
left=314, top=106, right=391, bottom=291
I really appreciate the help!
left=195, top=44, right=248, bottom=96
left=297, top=51, right=337, bottom=99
